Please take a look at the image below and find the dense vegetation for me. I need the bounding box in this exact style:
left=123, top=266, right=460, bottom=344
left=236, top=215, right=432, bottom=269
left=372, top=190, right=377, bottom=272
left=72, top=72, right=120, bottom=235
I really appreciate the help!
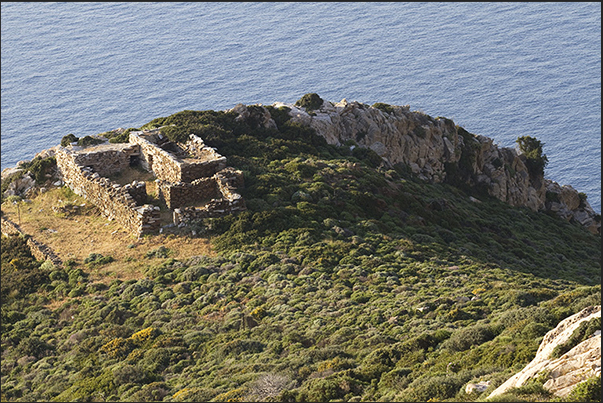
left=515, top=136, right=549, bottom=177
left=1, top=97, right=600, bottom=402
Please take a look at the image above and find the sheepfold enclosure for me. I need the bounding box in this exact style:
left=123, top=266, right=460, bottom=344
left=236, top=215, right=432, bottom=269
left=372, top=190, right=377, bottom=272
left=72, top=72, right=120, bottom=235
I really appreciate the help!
left=55, top=130, right=245, bottom=237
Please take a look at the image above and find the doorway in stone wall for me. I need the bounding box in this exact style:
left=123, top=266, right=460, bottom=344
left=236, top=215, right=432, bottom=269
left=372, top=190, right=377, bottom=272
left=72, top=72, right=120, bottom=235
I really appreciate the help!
left=129, top=154, right=140, bottom=167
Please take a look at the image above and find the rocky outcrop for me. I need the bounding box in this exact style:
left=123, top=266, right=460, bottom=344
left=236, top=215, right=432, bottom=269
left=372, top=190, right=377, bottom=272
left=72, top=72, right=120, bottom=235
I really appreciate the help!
left=544, top=180, right=600, bottom=235
left=488, top=305, right=601, bottom=398
left=252, top=98, right=599, bottom=234
left=2, top=173, right=36, bottom=198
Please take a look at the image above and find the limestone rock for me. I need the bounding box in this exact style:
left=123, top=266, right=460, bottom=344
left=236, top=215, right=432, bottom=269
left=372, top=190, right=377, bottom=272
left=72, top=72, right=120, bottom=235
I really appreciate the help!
left=272, top=97, right=598, bottom=234
left=3, top=173, right=36, bottom=197
left=488, top=305, right=601, bottom=399
left=465, top=381, right=491, bottom=394
left=1, top=167, right=23, bottom=181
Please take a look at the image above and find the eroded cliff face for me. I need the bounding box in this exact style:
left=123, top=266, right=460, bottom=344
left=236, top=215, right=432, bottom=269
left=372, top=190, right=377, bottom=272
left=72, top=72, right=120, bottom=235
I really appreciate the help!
left=254, top=98, right=599, bottom=234
left=488, top=305, right=601, bottom=399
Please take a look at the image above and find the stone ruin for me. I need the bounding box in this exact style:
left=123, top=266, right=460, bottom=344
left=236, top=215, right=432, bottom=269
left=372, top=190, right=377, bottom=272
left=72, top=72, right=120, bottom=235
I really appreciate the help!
left=55, top=129, right=246, bottom=238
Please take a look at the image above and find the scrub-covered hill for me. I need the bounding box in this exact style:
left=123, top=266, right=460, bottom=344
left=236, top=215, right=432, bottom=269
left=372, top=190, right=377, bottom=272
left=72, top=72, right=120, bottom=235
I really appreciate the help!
left=1, top=95, right=600, bottom=402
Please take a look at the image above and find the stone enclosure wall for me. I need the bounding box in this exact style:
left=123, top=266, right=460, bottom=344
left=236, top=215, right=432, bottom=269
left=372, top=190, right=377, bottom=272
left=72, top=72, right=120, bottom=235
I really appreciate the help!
left=157, top=177, right=219, bottom=210
left=56, top=130, right=245, bottom=236
left=1, top=215, right=63, bottom=267
left=69, top=143, right=140, bottom=177
left=130, top=132, right=227, bottom=183
left=173, top=168, right=246, bottom=225
left=56, top=148, right=161, bottom=237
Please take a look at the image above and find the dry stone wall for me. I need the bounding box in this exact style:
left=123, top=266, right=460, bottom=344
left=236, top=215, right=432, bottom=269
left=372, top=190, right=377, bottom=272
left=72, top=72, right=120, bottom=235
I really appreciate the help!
left=124, top=181, right=148, bottom=205
left=56, top=148, right=160, bottom=237
left=157, top=177, right=219, bottom=210
left=179, top=158, right=227, bottom=183
left=69, top=143, right=139, bottom=177
left=130, top=132, right=227, bottom=183
left=129, top=132, right=183, bottom=182
left=173, top=168, right=246, bottom=225
left=1, top=216, right=63, bottom=267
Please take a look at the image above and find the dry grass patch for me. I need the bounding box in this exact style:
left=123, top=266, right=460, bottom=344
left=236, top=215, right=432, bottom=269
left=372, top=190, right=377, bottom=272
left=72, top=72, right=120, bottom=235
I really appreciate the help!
left=1, top=186, right=215, bottom=284
left=108, top=164, right=156, bottom=186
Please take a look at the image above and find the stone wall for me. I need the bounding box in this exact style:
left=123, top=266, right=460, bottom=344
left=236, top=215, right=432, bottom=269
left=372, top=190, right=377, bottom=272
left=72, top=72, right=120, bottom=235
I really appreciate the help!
left=173, top=167, right=246, bottom=226
left=69, top=143, right=139, bottom=177
left=129, top=131, right=183, bottom=182
left=124, top=181, right=148, bottom=205
left=157, top=177, right=219, bottom=210
left=130, top=132, right=227, bottom=183
left=1, top=216, right=63, bottom=267
left=179, top=158, right=227, bottom=183
left=56, top=148, right=161, bottom=237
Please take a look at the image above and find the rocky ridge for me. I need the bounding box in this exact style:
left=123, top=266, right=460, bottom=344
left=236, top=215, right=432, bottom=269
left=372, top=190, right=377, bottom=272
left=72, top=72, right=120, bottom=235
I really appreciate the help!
left=262, top=98, right=600, bottom=235
left=2, top=99, right=601, bottom=235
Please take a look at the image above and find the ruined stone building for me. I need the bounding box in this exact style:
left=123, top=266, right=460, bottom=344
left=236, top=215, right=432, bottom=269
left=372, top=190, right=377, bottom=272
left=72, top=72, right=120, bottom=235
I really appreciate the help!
left=55, top=129, right=245, bottom=238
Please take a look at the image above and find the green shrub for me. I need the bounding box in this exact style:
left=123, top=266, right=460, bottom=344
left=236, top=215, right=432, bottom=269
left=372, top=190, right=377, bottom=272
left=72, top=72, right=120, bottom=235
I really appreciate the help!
left=295, top=93, right=324, bottom=111
left=84, top=252, right=114, bottom=268
left=145, top=246, right=172, bottom=259
left=565, top=376, right=601, bottom=402
left=443, top=325, right=496, bottom=352
left=219, top=339, right=265, bottom=358
left=18, top=155, right=57, bottom=184
left=516, top=135, right=548, bottom=177
left=396, top=374, right=465, bottom=402
left=76, top=135, right=104, bottom=147
left=372, top=102, right=395, bottom=114
left=106, top=127, right=138, bottom=143
left=265, top=105, right=292, bottom=129
left=60, top=133, right=79, bottom=147
left=17, top=336, right=53, bottom=359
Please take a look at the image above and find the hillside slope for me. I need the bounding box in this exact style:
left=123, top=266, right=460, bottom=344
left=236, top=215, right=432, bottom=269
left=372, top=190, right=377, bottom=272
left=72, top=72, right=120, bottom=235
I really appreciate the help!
left=1, top=95, right=600, bottom=402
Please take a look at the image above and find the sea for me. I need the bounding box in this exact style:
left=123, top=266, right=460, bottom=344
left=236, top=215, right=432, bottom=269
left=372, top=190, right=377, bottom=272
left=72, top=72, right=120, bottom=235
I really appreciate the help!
left=1, top=2, right=600, bottom=212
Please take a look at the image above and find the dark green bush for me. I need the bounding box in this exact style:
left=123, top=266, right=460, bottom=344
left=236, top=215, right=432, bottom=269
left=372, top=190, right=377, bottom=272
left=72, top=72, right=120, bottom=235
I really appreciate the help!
left=61, top=133, right=79, bottom=147
left=516, top=135, right=548, bottom=177
left=265, top=105, right=292, bottom=129
left=372, top=102, right=395, bottom=114
left=145, top=246, right=172, bottom=259
left=443, top=325, right=496, bottom=352
left=565, top=375, right=601, bottom=402
left=18, top=155, right=57, bottom=184
left=295, top=93, right=324, bottom=111
left=84, top=252, right=114, bottom=268
left=107, top=128, right=138, bottom=144
left=76, top=135, right=104, bottom=147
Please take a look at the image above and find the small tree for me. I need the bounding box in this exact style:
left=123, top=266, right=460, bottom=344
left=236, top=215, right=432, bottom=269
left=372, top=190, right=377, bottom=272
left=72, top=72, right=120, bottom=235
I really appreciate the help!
left=6, top=195, right=22, bottom=225
left=516, top=135, right=548, bottom=176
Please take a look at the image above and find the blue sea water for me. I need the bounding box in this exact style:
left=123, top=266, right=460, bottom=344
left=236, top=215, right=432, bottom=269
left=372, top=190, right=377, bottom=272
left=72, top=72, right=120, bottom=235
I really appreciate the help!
left=1, top=2, right=600, bottom=212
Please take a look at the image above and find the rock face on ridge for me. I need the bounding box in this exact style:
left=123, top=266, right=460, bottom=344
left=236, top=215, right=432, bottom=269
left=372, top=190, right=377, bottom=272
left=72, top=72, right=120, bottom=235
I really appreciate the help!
left=261, top=98, right=600, bottom=234
left=488, top=305, right=601, bottom=399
